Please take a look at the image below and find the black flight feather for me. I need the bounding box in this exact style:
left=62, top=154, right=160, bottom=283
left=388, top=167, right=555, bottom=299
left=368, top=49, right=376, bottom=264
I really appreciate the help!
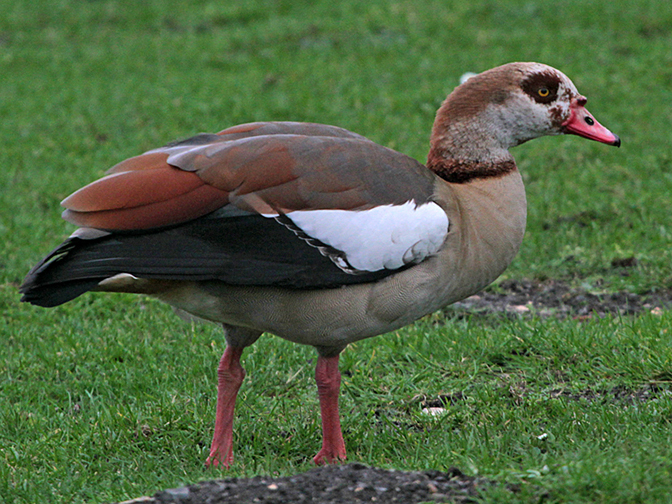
left=20, top=214, right=401, bottom=307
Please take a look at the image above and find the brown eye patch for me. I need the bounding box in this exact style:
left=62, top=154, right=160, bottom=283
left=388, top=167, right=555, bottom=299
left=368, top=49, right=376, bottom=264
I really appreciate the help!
left=521, top=71, right=561, bottom=104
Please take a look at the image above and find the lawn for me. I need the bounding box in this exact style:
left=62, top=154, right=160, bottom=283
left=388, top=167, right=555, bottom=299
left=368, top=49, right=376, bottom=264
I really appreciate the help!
left=2, top=0, right=672, bottom=502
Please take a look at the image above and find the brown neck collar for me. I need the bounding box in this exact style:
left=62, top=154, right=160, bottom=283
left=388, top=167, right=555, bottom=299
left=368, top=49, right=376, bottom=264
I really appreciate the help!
left=427, top=149, right=517, bottom=184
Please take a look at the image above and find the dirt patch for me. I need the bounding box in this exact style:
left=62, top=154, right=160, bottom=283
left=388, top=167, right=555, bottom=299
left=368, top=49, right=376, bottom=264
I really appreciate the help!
left=548, top=383, right=672, bottom=403
left=445, top=279, right=671, bottom=319
left=120, top=463, right=497, bottom=504
left=416, top=384, right=672, bottom=417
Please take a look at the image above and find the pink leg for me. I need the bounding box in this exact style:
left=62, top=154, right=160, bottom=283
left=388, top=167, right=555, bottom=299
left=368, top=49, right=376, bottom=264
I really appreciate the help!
left=206, top=346, right=245, bottom=468
left=313, top=354, right=347, bottom=465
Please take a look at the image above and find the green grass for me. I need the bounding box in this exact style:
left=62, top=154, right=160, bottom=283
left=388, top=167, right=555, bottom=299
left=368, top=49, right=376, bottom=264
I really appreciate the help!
left=2, top=0, right=672, bottom=502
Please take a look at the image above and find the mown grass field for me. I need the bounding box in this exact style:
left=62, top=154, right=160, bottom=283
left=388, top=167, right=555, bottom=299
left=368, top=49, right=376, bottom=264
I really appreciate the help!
left=2, top=0, right=672, bottom=502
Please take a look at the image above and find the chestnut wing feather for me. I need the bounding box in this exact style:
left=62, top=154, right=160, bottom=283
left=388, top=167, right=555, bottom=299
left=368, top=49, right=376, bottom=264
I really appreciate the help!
left=61, top=126, right=435, bottom=229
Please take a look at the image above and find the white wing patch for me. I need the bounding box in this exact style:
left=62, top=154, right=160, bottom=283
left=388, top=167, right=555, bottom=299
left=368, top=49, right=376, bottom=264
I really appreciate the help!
left=271, top=201, right=448, bottom=273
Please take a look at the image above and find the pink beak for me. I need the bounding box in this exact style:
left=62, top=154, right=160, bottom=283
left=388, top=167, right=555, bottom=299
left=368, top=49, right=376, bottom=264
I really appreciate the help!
left=562, top=96, right=621, bottom=147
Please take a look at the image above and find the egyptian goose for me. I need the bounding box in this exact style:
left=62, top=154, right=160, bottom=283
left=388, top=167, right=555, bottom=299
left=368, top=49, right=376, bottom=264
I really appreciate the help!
left=20, top=62, right=620, bottom=467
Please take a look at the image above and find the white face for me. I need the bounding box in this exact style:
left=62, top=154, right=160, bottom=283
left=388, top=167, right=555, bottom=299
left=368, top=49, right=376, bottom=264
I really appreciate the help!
left=485, top=64, right=581, bottom=148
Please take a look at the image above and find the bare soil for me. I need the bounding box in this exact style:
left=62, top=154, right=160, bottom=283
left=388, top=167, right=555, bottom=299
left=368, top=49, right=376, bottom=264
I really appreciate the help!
left=446, top=278, right=671, bottom=319
left=117, top=279, right=672, bottom=504
left=124, top=463, right=487, bottom=504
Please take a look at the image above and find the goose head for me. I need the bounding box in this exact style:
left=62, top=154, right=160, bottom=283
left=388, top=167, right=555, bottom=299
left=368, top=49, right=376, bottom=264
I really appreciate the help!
left=428, top=62, right=620, bottom=168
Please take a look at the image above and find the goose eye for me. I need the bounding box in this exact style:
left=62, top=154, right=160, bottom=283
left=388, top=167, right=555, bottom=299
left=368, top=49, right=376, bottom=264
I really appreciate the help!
left=538, top=87, right=550, bottom=97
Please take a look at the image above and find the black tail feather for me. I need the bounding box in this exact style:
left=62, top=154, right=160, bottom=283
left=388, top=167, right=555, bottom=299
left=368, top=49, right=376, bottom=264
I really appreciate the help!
left=20, top=238, right=108, bottom=307
left=20, top=278, right=104, bottom=307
